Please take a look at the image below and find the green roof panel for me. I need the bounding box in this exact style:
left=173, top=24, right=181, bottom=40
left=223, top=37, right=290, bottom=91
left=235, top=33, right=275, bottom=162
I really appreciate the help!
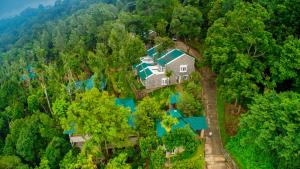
left=138, top=68, right=153, bottom=81
left=136, top=62, right=153, bottom=72
left=157, top=49, right=184, bottom=66
left=169, top=109, right=183, bottom=118
left=170, top=93, right=180, bottom=105
left=115, top=98, right=136, bottom=127
left=156, top=119, right=187, bottom=137
left=147, top=47, right=157, bottom=57
left=184, top=117, right=208, bottom=131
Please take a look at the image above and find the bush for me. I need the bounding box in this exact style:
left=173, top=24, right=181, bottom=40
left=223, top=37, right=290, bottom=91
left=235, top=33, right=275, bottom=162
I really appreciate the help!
left=177, top=91, right=203, bottom=116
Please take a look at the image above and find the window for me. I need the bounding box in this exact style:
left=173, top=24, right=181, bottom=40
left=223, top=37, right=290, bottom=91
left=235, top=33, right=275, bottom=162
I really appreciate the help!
left=183, top=75, right=189, bottom=80
left=161, top=78, right=169, bottom=86
left=180, top=65, right=187, bottom=72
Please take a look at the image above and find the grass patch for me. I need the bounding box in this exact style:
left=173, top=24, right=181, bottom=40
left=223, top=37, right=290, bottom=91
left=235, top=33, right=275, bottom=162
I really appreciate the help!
left=171, top=142, right=205, bottom=169
left=226, top=138, right=274, bottom=169
left=217, top=93, right=230, bottom=144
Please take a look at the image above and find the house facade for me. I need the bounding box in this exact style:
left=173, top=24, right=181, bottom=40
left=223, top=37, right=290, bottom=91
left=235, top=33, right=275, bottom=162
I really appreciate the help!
left=134, top=46, right=195, bottom=89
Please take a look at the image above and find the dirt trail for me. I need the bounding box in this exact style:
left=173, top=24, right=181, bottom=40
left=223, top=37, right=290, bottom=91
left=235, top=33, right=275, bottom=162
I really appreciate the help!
left=175, top=41, right=230, bottom=169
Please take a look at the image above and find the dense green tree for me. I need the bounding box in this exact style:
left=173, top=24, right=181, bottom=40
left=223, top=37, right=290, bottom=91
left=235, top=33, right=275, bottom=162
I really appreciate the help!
left=177, top=91, right=203, bottom=116
left=106, top=153, right=131, bottom=169
left=150, top=146, right=166, bottom=169
left=227, top=92, right=300, bottom=169
left=134, top=97, right=162, bottom=137
left=3, top=113, right=65, bottom=165
left=161, top=115, right=178, bottom=133
left=139, top=136, right=159, bottom=160
left=0, top=155, right=29, bottom=169
left=255, top=0, right=300, bottom=42
left=205, top=2, right=276, bottom=105
left=63, top=88, right=132, bottom=157
left=270, top=36, right=300, bottom=91
left=171, top=5, right=203, bottom=46
left=42, top=137, right=71, bottom=169
left=162, top=127, right=198, bottom=154
left=59, top=150, right=78, bottom=169
left=136, top=0, right=179, bottom=24
left=154, top=36, right=175, bottom=59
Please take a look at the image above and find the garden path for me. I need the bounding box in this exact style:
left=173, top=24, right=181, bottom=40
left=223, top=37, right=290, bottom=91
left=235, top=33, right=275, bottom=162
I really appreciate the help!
left=175, top=41, right=232, bottom=169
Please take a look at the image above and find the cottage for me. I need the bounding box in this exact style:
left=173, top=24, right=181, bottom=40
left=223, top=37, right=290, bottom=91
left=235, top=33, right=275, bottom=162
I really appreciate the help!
left=156, top=109, right=208, bottom=138
left=134, top=46, right=195, bottom=89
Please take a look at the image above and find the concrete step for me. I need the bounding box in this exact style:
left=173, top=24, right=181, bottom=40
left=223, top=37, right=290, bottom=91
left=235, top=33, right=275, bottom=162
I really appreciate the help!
left=207, top=163, right=227, bottom=169
left=205, top=155, right=226, bottom=163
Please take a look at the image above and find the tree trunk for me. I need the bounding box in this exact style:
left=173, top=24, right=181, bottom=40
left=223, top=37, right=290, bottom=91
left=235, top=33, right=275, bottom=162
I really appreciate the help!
left=237, top=105, right=242, bottom=115
left=41, top=83, right=53, bottom=115
left=234, top=98, right=238, bottom=107
left=145, top=159, right=150, bottom=169
left=104, top=140, right=109, bottom=156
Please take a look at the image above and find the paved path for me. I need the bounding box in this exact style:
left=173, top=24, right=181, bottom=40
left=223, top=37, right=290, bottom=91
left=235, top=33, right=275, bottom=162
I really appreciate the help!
left=175, top=41, right=230, bottom=169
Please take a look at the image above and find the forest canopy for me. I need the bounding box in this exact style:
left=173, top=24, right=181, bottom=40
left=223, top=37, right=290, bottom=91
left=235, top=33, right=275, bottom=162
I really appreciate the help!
left=0, top=0, right=299, bottom=168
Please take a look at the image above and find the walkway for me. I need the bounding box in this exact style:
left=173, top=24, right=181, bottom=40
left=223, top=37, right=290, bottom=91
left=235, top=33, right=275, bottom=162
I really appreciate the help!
left=175, top=41, right=231, bottom=169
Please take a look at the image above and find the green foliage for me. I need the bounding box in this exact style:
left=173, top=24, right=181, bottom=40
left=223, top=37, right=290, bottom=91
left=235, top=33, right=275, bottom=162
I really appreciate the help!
left=150, top=146, right=166, bottom=169
left=177, top=91, right=203, bottom=116
left=37, top=157, right=51, bottom=169
left=270, top=36, right=300, bottom=88
left=171, top=5, right=203, bottom=41
left=3, top=113, right=66, bottom=165
left=135, top=97, right=162, bottom=137
left=42, top=137, right=71, bottom=169
left=139, top=136, right=159, bottom=159
left=154, top=36, right=175, bottom=56
left=106, top=153, right=131, bottom=169
left=227, top=92, right=300, bottom=169
left=162, top=127, right=198, bottom=154
left=161, top=115, right=178, bottom=133
left=0, top=155, right=29, bottom=169
left=52, top=98, right=69, bottom=119
left=150, top=85, right=177, bottom=109
left=136, top=0, right=179, bottom=24
left=0, top=0, right=298, bottom=168
left=171, top=143, right=205, bottom=169
left=59, top=150, right=78, bottom=169
left=185, top=81, right=202, bottom=100
left=205, top=2, right=276, bottom=102
left=64, top=88, right=132, bottom=154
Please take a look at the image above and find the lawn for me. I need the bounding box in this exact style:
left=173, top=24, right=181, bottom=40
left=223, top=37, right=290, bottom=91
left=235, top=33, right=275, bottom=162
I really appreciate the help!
left=216, top=92, right=240, bottom=144
left=217, top=92, right=230, bottom=144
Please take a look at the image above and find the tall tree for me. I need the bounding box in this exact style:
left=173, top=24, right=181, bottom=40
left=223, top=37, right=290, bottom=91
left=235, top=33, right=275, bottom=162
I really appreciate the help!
left=63, top=89, right=132, bottom=157
left=171, top=5, right=203, bottom=49
left=134, top=97, right=162, bottom=137
left=227, top=92, right=300, bottom=169
left=205, top=2, right=276, bottom=105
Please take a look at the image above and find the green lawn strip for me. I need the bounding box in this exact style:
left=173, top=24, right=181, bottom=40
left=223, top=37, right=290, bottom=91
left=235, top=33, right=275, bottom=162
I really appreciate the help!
left=216, top=92, right=230, bottom=144
left=171, top=142, right=205, bottom=169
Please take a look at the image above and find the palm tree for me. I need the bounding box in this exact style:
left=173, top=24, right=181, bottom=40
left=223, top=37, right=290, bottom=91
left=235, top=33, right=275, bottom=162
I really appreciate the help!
left=161, top=115, right=178, bottom=133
